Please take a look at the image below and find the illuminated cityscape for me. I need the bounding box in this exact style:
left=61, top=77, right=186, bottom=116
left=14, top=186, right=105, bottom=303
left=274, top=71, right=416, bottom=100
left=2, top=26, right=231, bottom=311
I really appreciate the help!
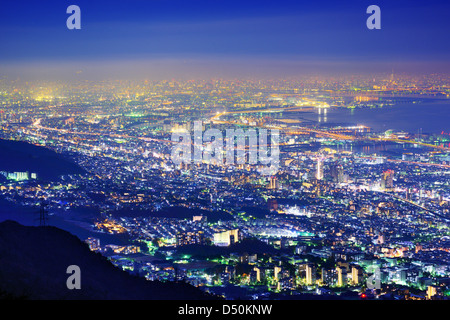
left=0, top=74, right=449, bottom=300
left=0, top=0, right=449, bottom=304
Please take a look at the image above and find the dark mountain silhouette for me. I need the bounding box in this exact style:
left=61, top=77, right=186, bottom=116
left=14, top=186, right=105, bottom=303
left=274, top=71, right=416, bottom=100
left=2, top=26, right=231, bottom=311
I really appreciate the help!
left=0, top=138, right=85, bottom=180
left=0, top=220, right=216, bottom=300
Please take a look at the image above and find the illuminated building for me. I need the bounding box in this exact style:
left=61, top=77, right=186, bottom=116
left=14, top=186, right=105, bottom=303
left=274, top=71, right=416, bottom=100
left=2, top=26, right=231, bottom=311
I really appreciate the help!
left=213, top=229, right=239, bottom=247
left=85, top=237, right=101, bottom=252
left=274, top=266, right=282, bottom=281
left=0, top=171, right=37, bottom=181
left=316, top=158, right=323, bottom=180
left=321, top=268, right=337, bottom=286
left=330, top=164, right=344, bottom=183
left=336, top=266, right=347, bottom=287
left=193, top=215, right=207, bottom=222
left=269, top=176, right=277, bottom=189
left=176, top=231, right=205, bottom=246
left=427, top=285, right=440, bottom=299
left=306, top=264, right=316, bottom=285
left=406, top=188, right=412, bottom=200
left=253, top=267, right=262, bottom=283
left=381, top=170, right=394, bottom=190
left=105, top=244, right=140, bottom=254
left=95, top=219, right=127, bottom=234
left=351, top=266, right=364, bottom=285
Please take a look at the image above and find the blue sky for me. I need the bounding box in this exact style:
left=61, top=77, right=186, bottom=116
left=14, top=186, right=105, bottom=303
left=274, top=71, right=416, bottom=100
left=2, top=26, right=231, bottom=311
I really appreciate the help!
left=0, top=0, right=449, bottom=79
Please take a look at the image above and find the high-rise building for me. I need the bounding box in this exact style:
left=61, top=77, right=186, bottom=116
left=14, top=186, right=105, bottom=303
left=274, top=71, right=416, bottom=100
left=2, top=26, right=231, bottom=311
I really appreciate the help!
left=306, top=263, right=316, bottom=285
left=316, top=158, right=324, bottom=180
left=336, top=266, right=347, bottom=287
left=406, top=188, right=411, bottom=200
left=176, top=231, right=205, bottom=246
left=274, top=266, right=282, bottom=281
left=381, top=170, right=394, bottom=190
left=321, top=268, right=337, bottom=286
left=269, top=176, right=277, bottom=189
left=351, top=266, right=364, bottom=285
left=330, top=164, right=344, bottom=183
left=253, top=267, right=262, bottom=283
left=427, top=285, right=440, bottom=300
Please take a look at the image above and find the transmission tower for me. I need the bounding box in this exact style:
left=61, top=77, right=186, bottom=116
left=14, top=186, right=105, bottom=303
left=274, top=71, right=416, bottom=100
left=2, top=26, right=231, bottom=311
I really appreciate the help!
left=39, top=200, right=49, bottom=227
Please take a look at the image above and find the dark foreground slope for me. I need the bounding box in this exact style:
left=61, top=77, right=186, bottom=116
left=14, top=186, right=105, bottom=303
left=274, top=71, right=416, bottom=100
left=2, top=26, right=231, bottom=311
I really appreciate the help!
left=0, top=220, right=215, bottom=300
left=0, top=138, right=85, bottom=180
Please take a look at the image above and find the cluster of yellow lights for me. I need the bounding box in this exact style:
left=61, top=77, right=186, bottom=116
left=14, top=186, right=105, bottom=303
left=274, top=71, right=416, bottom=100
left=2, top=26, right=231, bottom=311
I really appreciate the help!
left=35, top=95, right=54, bottom=102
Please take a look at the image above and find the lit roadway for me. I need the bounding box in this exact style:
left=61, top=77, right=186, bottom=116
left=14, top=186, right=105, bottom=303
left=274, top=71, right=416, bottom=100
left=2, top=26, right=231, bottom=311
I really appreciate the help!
left=358, top=155, right=450, bottom=169
left=378, top=190, right=450, bottom=222
left=211, top=109, right=357, bottom=141
left=368, top=137, right=450, bottom=152
left=31, top=118, right=172, bottom=144
left=30, top=113, right=450, bottom=165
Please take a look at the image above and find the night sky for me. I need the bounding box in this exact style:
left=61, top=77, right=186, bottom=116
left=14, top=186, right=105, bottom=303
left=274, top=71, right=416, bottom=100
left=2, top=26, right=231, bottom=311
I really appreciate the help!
left=0, top=0, right=449, bottom=79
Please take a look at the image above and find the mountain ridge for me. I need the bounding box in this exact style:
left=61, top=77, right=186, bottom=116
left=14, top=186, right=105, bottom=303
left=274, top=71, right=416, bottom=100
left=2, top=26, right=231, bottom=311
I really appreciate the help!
left=0, top=138, right=85, bottom=180
left=0, top=220, right=216, bottom=300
